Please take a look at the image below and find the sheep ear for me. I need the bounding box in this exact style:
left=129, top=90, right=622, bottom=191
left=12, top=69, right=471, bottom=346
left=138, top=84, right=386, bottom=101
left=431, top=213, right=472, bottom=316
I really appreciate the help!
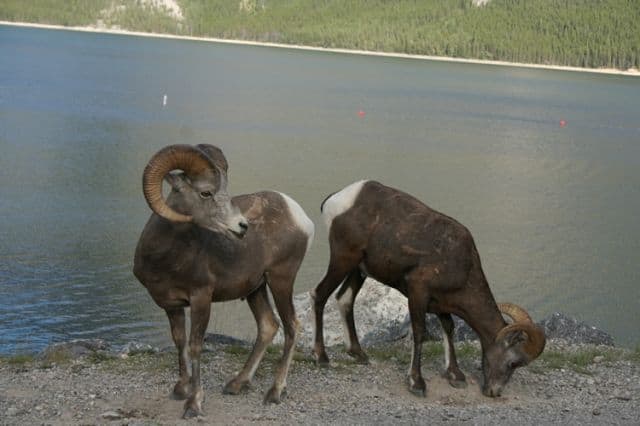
left=164, top=171, right=190, bottom=192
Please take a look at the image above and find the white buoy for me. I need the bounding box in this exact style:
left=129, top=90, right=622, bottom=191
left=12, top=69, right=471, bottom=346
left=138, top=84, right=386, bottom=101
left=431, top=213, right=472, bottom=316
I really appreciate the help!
left=162, top=94, right=167, bottom=107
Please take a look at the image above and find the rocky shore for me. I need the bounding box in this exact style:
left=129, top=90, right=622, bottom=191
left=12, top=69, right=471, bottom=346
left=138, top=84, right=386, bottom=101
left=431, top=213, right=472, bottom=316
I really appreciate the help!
left=1, top=280, right=638, bottom=425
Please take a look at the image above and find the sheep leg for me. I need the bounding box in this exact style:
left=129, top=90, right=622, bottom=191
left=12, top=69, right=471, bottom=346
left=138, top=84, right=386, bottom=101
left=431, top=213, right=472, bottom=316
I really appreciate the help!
left=182, top=290, right=212, bottom=419
left=223, top=284, right=278, bottom=395
left=311, top=256, right=359, bottom=366
left=406, top=279, right=428, bottom=397
left=335, top=269, right=368, bottom=364
left=165, top=307, right=192, bottom=400
left=264, top=269, right=299, bottom=404
left=438, top=313, right=467, bottom=388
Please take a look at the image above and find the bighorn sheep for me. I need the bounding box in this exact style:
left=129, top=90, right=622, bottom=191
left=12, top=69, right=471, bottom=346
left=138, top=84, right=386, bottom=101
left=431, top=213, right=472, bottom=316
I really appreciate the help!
left=311, top=180, right=545, bottom=397
left=133, top=144, right=314, bottom=418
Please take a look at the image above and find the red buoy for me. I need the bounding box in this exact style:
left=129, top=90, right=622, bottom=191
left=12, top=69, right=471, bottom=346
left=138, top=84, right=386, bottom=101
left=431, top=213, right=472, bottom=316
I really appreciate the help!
left=357, top=110, right=366, bottom=118
left=559, top=120, right=567, bottom=127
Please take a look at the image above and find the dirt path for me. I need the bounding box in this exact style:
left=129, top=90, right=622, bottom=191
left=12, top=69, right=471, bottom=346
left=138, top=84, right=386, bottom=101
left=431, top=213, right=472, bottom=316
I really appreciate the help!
left=1, top=341, right=639, bottom=425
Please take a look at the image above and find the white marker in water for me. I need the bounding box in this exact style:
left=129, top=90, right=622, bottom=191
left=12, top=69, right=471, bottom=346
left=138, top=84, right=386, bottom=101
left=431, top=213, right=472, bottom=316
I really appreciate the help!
left=162, top=94, right=167, bottom=107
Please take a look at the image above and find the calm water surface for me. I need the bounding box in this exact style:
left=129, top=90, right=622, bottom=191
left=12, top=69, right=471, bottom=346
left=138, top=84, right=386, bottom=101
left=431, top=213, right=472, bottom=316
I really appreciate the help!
left=1, top=25, right=638, bottom=353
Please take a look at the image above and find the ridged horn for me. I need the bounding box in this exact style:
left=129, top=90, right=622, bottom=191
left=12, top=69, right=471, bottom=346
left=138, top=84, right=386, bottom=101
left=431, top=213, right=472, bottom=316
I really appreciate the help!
left=498, top=302, right=533, bottom=324
left=196, top=144, right=228, bottom=173
left=142, top=144, right=213, bottom=222
left=496, top=302, right=546, bottom=361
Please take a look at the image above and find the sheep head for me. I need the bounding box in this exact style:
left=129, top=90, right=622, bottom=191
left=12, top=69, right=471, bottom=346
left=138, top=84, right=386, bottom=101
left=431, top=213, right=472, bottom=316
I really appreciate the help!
left=481, top=303, right=546, bottom=397
left=142, top=144, right=248, bottom=238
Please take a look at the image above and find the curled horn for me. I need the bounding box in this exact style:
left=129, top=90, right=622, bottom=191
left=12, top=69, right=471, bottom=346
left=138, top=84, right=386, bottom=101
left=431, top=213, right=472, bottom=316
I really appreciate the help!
left=496, top=303, right=546, bottom=361
left=142, top=144, right=213, bottom=222
left=196, top=144, right=228, bottom=173
left=497, top=303, right=533, bottom=324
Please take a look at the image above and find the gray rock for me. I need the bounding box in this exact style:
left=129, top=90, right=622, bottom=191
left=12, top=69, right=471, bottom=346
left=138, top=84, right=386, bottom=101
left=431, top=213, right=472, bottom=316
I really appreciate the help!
left=101, top=410, right=123, bottom=420
left=276, top=278, right=408, bottom=347
left=38, top=339, right=110, bottom=360
left=538, top=312, right=614, bottom=346
left=118, top=341, right=157, bottom=356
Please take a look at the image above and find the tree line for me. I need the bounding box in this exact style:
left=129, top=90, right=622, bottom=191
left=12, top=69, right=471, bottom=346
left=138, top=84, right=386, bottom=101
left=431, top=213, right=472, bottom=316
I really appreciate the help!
left=1, top=0, right=638, bottom=70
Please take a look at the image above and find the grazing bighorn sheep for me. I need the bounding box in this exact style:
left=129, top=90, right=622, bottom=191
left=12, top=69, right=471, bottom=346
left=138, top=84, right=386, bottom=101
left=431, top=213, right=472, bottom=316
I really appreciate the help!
left=312, top=180, right=545, bottom=397
left=133, top=144, right=314, bottom=418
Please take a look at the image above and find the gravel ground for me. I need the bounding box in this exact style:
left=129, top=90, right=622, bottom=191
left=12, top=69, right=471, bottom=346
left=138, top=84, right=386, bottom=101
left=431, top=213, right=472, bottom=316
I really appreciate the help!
left=1, top=340, right=639, bottom=425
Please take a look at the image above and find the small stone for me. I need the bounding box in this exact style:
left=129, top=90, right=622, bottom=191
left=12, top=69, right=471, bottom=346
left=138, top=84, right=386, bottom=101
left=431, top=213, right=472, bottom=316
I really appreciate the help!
left=614, top=392, right=632, bottom=401
left=592, top=408, right=601, bottom=416
left=101, top=410, right=123, bottom=420
left=6, top=407, right=19, bottom=416
left=593, top=356, right=604, bottom=363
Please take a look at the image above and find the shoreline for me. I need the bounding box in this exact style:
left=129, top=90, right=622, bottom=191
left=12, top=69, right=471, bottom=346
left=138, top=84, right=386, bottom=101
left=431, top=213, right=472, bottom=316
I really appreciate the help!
left=2, top=20, right=639, bottom=77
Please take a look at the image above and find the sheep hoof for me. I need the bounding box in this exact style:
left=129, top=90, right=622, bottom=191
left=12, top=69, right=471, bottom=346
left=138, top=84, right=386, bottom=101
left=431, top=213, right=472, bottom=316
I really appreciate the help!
left=408, top=376, right=426, bottom=397
left=222, top=379, right=249, bottom=395
left=347, top=349, right=369, bottom=365
left=182, top=389, right=205, bottom=418
left=314, top=351, right=330, bottom=368
left=171, top=381, right=191, bottom=400
left=443, top=370, right=467, bottom=388
left=182, top=406, right=205, bottom=419
left=448, top=378, right=468, bottom=389
left=263, top=386, right=285, bottom=404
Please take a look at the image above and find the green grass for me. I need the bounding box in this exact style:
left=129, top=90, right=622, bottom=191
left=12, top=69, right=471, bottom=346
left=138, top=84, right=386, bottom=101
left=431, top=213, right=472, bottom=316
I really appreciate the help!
left=631, top=344, right=640, bottom=363
left=222, top=344, right=251, bottom=357
left=0, top=353, right=36, bottom=365
left=366, top=341, right=481, bottom=366
left=532, top=345, right=639, bottom=375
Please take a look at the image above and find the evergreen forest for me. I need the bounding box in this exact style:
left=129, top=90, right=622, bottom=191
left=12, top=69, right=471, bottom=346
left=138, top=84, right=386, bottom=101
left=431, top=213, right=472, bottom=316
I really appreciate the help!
left=1, top=0, right=638, bottom=70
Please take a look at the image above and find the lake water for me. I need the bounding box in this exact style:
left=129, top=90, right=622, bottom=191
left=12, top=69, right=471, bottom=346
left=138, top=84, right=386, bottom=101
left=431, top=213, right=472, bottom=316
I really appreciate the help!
left=1, top=25, right=638, bottom=354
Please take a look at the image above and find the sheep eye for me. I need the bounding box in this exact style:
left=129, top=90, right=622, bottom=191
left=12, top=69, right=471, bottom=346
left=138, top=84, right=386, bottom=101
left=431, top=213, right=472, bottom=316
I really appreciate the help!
left=199, top=191, right=213, bottom=199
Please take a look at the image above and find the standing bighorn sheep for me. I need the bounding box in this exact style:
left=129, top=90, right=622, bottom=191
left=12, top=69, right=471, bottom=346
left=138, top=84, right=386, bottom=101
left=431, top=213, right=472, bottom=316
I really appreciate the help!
left=312, top=180, right=545, bottom=397
left=133, top=144, right=314, bottom=418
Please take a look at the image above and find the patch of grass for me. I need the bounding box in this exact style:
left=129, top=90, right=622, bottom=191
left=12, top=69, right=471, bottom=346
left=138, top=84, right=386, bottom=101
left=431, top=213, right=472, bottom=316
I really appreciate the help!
left=222, top=344, right=251, bottom=357
left=95, top=351, right=175, bottom=375
left=631, top=344, right=640, bottom=363
left=456, top=342, right=481, bottom=360
left=87, top=351, right=114, bottom=364
left=422, top=342, right=445, bottom=362
left=292, top=350, right=316, bottom=365
left=38, top=348, right=73, bottom=367
left=367, top=344, right=410, bottom=364
left=1, top=353, right=36, bottom=366
left=535, top=346, right=636, bottom=374
left=366, top=341, right=480, bottom=366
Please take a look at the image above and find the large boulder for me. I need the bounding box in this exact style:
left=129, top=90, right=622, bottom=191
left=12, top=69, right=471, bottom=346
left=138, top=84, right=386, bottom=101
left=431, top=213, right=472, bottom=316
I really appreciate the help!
left=275, top=278, right=408, bottom=347
left=276, top=278, right=479, bottom=347
left=275, top=279, right=614, bottom=349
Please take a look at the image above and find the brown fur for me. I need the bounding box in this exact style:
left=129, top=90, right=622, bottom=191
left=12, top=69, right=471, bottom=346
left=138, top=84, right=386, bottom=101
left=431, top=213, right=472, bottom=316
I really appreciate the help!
left=134, top=145, right=311, bottom=417
left=312, top=180, right=544, bottom=398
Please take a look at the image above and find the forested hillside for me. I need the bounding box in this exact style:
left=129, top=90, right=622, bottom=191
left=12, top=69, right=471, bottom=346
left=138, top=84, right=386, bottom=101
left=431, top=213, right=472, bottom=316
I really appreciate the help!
left=1, top=0, right=638, bottom=70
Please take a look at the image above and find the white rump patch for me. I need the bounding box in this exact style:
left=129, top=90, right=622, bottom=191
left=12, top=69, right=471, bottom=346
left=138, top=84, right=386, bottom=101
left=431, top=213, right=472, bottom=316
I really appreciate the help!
left=321, top=180, right=368, bottom=230
left=278, top=192, right=315, bottom=253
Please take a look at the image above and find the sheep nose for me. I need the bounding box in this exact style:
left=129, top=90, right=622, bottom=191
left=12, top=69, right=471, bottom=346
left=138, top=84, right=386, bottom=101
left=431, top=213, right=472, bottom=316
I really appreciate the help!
left=238, top=221, right=249, bottom=234
left=482, top=385, right=501, bottom=398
